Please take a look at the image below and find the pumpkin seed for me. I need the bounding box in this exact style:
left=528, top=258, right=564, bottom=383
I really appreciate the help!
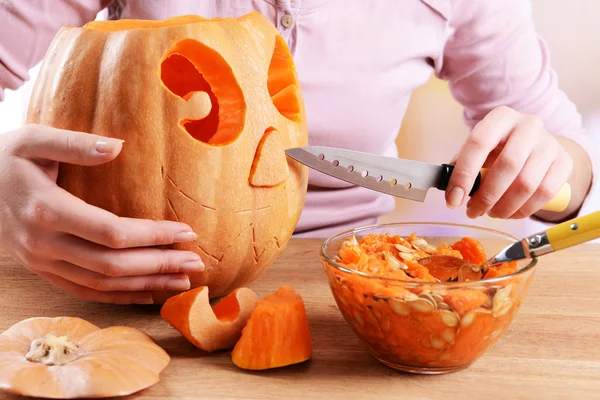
left=432, top=293, right=445, bottom=304
left=493, top=298, right=513, bottom=318
left=461, top=310, right=476, bottom=328
left=437, top=302, right=451, bottom=311
left=430, top=336, right=445, bottom=349
left=422, top=244, right=438, bottom=253
left=398, top=252, right=415, bottom=262
left=411, top=238, right=429, bottom=248
left=419, top=293, right=438, bottom=310
left=493, top=285, right=513, bottom=317
left=389, top=299, right=410, bottom=316
left=440, top=310, right=459, bottom=328
left=411, top=238, right=437, bottom=254
left=393, top=244, right=412, bottom=253
left=405, top=292, right=420, bottom=302
left=439, top=353, right=451, bottom=361
left=441, top=329, right=456, bottom=344
left=338, top=296, right=349, bottom=307
left=384, top=251, right=405, bottom=271
left=408, top=298, right=435, bottom=313
left=493, top=285, right=513, bottom=307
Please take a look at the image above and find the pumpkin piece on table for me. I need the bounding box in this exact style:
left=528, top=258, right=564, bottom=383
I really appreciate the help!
left=231, top=285, right=312, bottom=370
left=161, top=286, right=258, bottom=352
left=0, top=316, right=169, bottom=399
left=26, top=12, right=309, bottom=304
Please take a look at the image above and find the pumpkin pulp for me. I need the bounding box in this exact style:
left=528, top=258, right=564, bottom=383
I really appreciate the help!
left=327, top=233, right=531, bottom=370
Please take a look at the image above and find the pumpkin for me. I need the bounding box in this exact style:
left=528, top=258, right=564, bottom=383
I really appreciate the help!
left=231, top=285, right=312, bottom=370
left=0, top=316, right=169, bottom=399
left=160, top=286, right=258, bottom=352
left=26, top=12, right=309, bottom=303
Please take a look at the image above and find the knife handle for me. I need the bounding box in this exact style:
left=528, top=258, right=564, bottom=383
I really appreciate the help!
left=437, top=164, right=571, bottom=213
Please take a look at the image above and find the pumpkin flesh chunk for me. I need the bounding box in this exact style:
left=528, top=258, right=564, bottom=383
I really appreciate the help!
left=231, top=286, right=312, bottom=370
left=161, top=286, right=258, bottom=352
left=160, top=39, right=246, bottom=146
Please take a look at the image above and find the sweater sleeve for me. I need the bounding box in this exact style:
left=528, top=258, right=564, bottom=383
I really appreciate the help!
left=434, top=0, right=597, bottom=215
left=0, top=0, right=111, bottom=101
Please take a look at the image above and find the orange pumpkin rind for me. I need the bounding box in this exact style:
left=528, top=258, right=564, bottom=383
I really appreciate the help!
left=160, top=286, right=258, bottom=352
left=0, top=316, right=170, bottom=399
left=231, top=285, right=312, bottom=370
left=29, top=12, right=308, bottom=303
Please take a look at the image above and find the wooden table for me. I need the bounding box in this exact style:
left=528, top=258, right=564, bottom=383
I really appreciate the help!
left=1, top=239, right=599, bottom=399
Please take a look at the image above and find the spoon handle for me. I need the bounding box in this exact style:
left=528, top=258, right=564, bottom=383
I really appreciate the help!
left=489, top=210, right=600, bottom=264
left=544, top=210, right=600, bottom=252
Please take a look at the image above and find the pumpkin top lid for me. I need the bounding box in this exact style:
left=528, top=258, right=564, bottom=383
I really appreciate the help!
left=81, top=13, right=259, bottom=32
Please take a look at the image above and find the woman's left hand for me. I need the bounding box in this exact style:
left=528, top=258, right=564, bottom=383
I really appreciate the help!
left=445, top=106, right=573, bottom=219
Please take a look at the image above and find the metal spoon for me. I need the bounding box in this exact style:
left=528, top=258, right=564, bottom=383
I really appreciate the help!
left=418, top=210, right=600, bottom=281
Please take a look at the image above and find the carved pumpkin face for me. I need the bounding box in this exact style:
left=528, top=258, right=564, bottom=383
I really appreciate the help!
left=26, top=13, right=308, bottom=302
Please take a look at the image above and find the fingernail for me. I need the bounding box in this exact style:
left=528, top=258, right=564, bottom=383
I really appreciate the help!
left=180, top=260, right=204, bottom=271
left=94, top=140, right=122, bottom=154
left=135, top=295, right=154, bottom=305
left=446, top=187, right=465, bottom=209
left=166, top=278, right=191, bottom=291
left=174, top=231, right=198, bottom=243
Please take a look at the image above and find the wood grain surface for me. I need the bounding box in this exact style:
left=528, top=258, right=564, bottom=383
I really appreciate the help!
left=1, top=239, right=599, bottom=400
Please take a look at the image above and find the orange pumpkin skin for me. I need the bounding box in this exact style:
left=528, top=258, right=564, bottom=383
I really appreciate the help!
left=25, top=13, right=308, bottom=302
left=160, top=286, right=258, bottom=352
left=0, top=317, right=170, bottom=399
left=231, top=285, right=312, bottom=370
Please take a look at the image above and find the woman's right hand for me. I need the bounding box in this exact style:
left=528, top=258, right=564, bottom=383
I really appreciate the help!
left=0, top=124, right=204, bottom=305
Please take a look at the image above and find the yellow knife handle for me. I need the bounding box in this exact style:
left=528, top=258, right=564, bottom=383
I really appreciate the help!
left=545, top=210, right=600, bottom=251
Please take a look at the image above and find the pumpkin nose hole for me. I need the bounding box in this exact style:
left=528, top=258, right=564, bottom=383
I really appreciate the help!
left=160, top=40, right=246, bottom=146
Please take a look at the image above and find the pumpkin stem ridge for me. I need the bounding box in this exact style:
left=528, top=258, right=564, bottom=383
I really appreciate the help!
left=25, top=333, right=81, bottom=365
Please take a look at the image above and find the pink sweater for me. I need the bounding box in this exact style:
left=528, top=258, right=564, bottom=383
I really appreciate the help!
left=0, top=0, right=597, bottom=237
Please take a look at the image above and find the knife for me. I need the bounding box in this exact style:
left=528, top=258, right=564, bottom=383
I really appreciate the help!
left=284, top=146, right=571, bottom=212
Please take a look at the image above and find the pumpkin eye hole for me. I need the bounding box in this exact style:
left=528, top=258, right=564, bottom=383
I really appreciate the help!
left=160, top=39, right=246, bottom=146
left=267, top=35, right=302, bottom=123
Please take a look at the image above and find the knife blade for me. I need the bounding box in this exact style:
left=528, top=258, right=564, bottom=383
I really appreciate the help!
left=284, top=146, right=570, bottom=212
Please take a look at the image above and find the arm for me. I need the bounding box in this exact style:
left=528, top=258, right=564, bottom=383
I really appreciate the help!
left=435, top=0, right=595, bottom=221
left=0, top=0, right=111, bottom=101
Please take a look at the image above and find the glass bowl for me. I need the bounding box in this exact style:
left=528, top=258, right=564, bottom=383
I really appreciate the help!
left=320, top=222, right=537, bottom=374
